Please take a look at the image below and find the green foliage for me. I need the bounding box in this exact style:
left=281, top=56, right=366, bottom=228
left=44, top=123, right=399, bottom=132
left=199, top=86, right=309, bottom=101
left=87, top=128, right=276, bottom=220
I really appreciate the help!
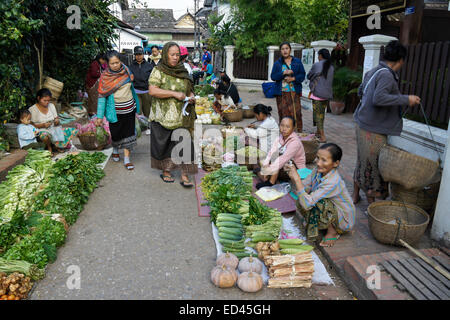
left=207, top=13, right=237, bottom=52
left=0, top=0, right=119, bottom=124
left=332, top=67, right=363, bottom=102
left=226, top=0, right=349, bottom=57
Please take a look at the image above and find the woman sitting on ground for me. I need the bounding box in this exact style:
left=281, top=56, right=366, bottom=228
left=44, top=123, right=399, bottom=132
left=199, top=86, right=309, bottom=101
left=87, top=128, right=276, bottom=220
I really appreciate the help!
left=257, top=116, right=306, bottom=189
left=212, top=88, right=235, bottom=116
left=29, top=88, right=78, bottom=154
left=284, top=143, right=356, bottom=247
left=219, top=74, right=241, bottom=105
left=244, top=104, right=279, bottom=155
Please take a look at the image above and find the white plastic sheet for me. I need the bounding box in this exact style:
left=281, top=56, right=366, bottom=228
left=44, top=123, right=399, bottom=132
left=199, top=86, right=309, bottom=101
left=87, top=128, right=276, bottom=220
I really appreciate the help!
left=212, top=216, right=334, bottom=286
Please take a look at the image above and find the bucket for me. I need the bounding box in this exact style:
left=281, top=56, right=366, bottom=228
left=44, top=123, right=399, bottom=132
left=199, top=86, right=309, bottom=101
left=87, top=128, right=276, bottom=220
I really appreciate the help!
left=43, top=77, right=64, bottom=101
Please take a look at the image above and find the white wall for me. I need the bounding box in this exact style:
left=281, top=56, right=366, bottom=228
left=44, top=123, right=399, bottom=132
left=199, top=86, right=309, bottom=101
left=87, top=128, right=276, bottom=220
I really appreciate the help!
left=113, top=29, right=144, bottom=52
left=108, top=2, right=123, bottom=20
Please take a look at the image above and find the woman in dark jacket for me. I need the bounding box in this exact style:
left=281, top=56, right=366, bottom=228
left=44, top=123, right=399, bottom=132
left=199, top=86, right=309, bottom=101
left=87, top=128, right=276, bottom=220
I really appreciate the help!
left=271, top=42, right=306, bottom=132
left=85, top=53, right=106, bottom=116
left=352, top=40, right=421, bottom=204
left=307, top=48, right=334, bottom=143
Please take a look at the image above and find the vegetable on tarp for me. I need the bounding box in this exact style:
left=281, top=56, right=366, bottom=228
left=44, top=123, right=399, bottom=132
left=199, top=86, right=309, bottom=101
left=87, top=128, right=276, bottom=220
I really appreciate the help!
left=0, top=258, right=44, bottom=281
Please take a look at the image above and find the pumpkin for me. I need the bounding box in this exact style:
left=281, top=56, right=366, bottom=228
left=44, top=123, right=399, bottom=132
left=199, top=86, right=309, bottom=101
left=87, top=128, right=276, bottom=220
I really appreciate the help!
left=238, top=256, right=263, bottom=274
left=237, top=271, right=263, bottom=293
left=211, top=265, right=238, bottom=288
left=216, top=252, right=239, bottom=269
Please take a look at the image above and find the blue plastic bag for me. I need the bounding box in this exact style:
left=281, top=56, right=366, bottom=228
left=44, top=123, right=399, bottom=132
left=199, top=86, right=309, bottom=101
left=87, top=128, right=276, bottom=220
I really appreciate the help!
left=262, top=82, right=276, bottom=98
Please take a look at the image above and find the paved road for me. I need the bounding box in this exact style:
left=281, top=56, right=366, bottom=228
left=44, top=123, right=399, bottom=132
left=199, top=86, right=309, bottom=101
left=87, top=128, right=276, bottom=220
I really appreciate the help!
left=31, top=92, right=352, bottom=300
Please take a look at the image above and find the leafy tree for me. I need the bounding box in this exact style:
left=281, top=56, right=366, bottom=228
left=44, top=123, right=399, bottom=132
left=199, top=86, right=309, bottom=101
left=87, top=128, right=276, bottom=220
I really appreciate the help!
left=0, top=0, right=119, bottom=124
left=226, top=0, right=349, bottom=57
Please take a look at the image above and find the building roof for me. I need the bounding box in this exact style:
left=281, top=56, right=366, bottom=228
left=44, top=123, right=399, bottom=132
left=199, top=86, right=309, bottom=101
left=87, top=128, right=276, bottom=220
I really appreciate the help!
left=122, top=8, right=176, bottom=31
left=204, top=0, right=215, bottom=7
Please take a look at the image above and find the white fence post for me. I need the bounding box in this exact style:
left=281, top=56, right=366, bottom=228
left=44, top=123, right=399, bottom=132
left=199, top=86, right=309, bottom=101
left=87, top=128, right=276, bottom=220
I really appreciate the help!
left=267, top=45, right=279, bottom=81
left=224, top=45, right=235, bottom=81
left=358, top=34, right=397, bottom=78
left=310, top=40, right=337, bottom=64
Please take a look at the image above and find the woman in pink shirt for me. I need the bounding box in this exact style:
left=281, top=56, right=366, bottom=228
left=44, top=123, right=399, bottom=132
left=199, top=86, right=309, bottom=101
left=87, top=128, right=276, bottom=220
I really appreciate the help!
left=257, top=116, right=306, bottom=189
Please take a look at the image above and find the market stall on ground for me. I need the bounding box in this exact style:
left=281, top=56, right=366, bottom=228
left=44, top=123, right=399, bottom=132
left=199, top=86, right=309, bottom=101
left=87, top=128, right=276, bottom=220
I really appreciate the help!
left=0, top=149, right=109, bottom=300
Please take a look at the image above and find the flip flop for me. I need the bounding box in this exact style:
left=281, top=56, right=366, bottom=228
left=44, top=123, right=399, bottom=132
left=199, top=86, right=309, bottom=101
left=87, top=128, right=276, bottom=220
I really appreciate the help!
left=180, top=180, right=194, bottom=188
left=320, top=235, right=340, bottom=247
left=124, top=163, right=134, bottom=170
left=160, top=173, right=175, bottom=183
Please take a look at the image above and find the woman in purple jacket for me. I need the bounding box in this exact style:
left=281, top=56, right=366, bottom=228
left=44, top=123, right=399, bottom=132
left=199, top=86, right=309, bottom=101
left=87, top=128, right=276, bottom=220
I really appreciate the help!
left=271, top=42, right=306, bottom=132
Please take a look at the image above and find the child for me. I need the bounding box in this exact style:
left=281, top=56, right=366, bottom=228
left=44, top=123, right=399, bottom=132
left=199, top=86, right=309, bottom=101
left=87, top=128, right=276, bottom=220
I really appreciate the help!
left=17, top=110, right=47, bottom=150
left=212, top=88, right=235, bottom=116
left=284, top=143, right=355, bottom=247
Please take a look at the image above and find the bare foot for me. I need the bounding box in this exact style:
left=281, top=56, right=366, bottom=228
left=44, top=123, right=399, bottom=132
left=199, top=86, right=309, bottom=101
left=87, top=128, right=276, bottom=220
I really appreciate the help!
left=352, top=191, right=361, bottom=204
left=320, top=226, right=339, bottom=247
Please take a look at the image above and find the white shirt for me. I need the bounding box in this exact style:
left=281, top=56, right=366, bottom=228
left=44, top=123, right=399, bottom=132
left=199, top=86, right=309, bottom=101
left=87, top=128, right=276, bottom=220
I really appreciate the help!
left=244, top=116, right=279, bottom=154
left=184, top=62, right=193, bottom=76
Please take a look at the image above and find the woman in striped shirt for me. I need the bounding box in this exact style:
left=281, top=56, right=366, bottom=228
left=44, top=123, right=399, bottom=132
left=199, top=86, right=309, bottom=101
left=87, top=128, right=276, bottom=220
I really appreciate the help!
left=96, top=50, right=140, bottom=170
left=284, top=143, right=355, bottom=247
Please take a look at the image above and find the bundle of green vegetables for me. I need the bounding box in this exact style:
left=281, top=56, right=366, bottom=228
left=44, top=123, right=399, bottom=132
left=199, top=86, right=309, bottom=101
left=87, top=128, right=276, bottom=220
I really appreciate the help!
left=235, top=146, right=266, bottom=159
left=194, top=84, right=215, bottom=97
left=216, top=213, right=253, bottom=259
left=201, top=166, right=253, bottom=223
left=244, top=208, right=282, bottom=244
left=0, top=150, right=52, bottom=225
left=0, top=258, right=44, bottom=281
left=32, top=152, right=106, bottom=225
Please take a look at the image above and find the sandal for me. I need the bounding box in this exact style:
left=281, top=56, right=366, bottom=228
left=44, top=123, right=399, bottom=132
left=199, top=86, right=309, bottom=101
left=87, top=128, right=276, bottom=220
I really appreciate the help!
left=180, top=180, right=194, bottom=188
left=124, top=163, right=134, bottom=170
left=160, top=173, right=175, bottom=183
left=112, top=153, right=120, bottom=162
left=320, top=235, right=340, bottom=247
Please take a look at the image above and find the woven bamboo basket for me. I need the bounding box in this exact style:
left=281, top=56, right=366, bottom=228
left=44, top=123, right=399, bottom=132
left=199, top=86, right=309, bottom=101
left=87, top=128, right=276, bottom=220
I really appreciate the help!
left=367, top=200, right=429, bottom=246
left=243, top=109, right=255, bottom=119
left=223, top=109, right=243, bottom=122
left=390, top=182, right=440, bottom=213
left=78, top=132, right=107, bottom=151
left=378, top=144, right=440, bottom=190
left=298, top=133, right=319, bottom=164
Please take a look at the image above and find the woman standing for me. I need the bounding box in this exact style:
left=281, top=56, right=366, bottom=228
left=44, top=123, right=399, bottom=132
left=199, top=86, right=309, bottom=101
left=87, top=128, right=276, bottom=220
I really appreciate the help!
left=85, top=53, right=106, bottom=117
left=271, top=42, right=306, bottom=132
left=95, top=50, right=140, bottom=171
left=148, top=45, right=161, bottom=68
left=29, top=88, right=78, bottom=154
left=148, top=42, right=197, bottom=187
left=307, top=48, right=334, bottom=143
left=353, top=41, right=421, bottom=204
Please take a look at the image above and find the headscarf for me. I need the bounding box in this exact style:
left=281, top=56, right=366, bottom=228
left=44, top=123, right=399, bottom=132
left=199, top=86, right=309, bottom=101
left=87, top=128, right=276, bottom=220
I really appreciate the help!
left=98, top=63, right=133, bottom=98
left=156, top=42, right=193, bottom=95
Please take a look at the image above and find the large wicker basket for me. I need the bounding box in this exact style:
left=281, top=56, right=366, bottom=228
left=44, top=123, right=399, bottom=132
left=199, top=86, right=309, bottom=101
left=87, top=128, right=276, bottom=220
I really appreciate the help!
left=223, top=109, right=243, bottom=122
left=390, top=182, right=440, bottom=213
left=78, top=132, right=107, bottom=151
left=243, top=109, right=255, bottom=119
left=367, top=200, right=429, bottom=246
left=379, top=144, right=440, bottom=190
left=299, top=133, right=319, bottom=164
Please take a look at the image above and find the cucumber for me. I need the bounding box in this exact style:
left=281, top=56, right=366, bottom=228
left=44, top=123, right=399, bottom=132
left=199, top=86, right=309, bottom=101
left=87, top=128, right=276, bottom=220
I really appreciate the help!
left=251, top=232, right=277, bottom=242
left=219, top=232, right=242, bottom=241
left=216, top=221, right=242, bottom=228
left=218, top=227, right=243, bottom=236
left=217, top=213, right=243, bottom=219
left=219, top=239, right=246, bottom=249
left=222, top=247, right=247, bottom=253
left=278, top=239, right=304, bottom=245
left=234, top=251, right=253, bottom=259
left=217, top=216, right=242, bottom=223
left=279, top=243, right=307, bottom=249
left=281, top=246, right=314, bottom=254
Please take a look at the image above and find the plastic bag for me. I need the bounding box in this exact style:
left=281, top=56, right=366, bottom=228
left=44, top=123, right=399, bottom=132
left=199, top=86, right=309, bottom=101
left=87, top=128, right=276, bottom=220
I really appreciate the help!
left=255, top=183, right=291, bottom=202
left=96, top=126, right=108, bottom=146
left=135, top=116, right=142, bottom=138
left=48, top=126, right=65, bottom=142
